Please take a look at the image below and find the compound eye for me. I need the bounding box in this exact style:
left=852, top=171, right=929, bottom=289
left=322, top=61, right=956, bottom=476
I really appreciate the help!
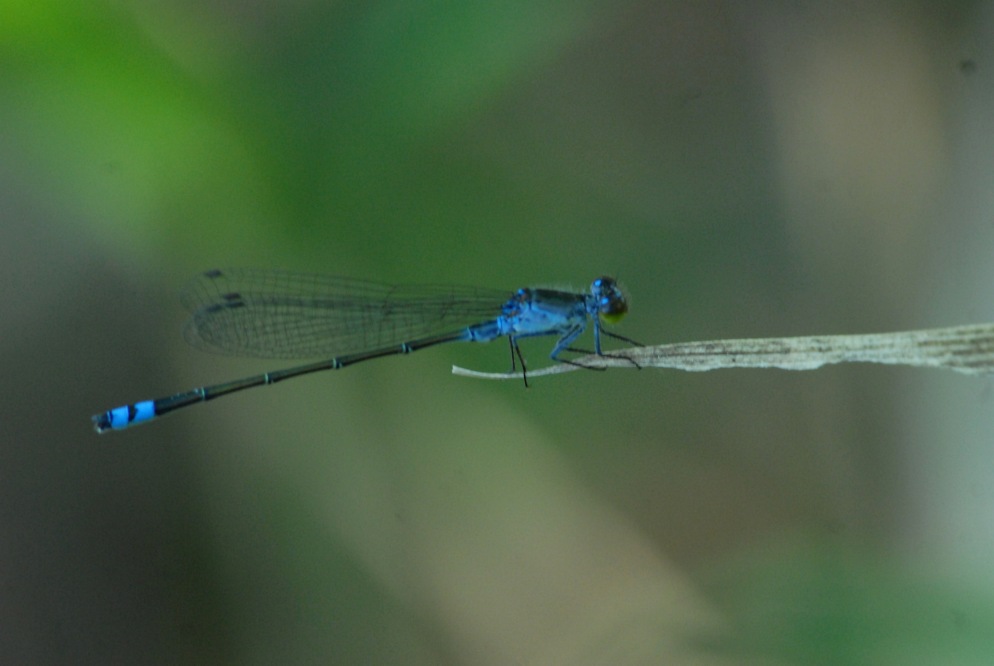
left=602, top=294, right=627, bottom=315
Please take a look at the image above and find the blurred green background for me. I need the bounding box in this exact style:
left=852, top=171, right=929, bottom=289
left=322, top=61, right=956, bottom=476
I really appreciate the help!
left=4, top=1, right=994, bottom=663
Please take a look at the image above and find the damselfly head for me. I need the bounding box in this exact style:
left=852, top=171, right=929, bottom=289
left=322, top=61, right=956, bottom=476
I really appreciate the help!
left=591, top=276, right=628, bottom=323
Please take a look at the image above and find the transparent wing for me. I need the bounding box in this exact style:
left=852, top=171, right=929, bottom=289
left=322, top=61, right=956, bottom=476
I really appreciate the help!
left=180, top=268, right=513, bottom=359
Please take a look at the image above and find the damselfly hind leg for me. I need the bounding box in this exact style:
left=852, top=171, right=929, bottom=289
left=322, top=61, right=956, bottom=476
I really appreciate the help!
left=507, top=337, right=530, bottom=387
